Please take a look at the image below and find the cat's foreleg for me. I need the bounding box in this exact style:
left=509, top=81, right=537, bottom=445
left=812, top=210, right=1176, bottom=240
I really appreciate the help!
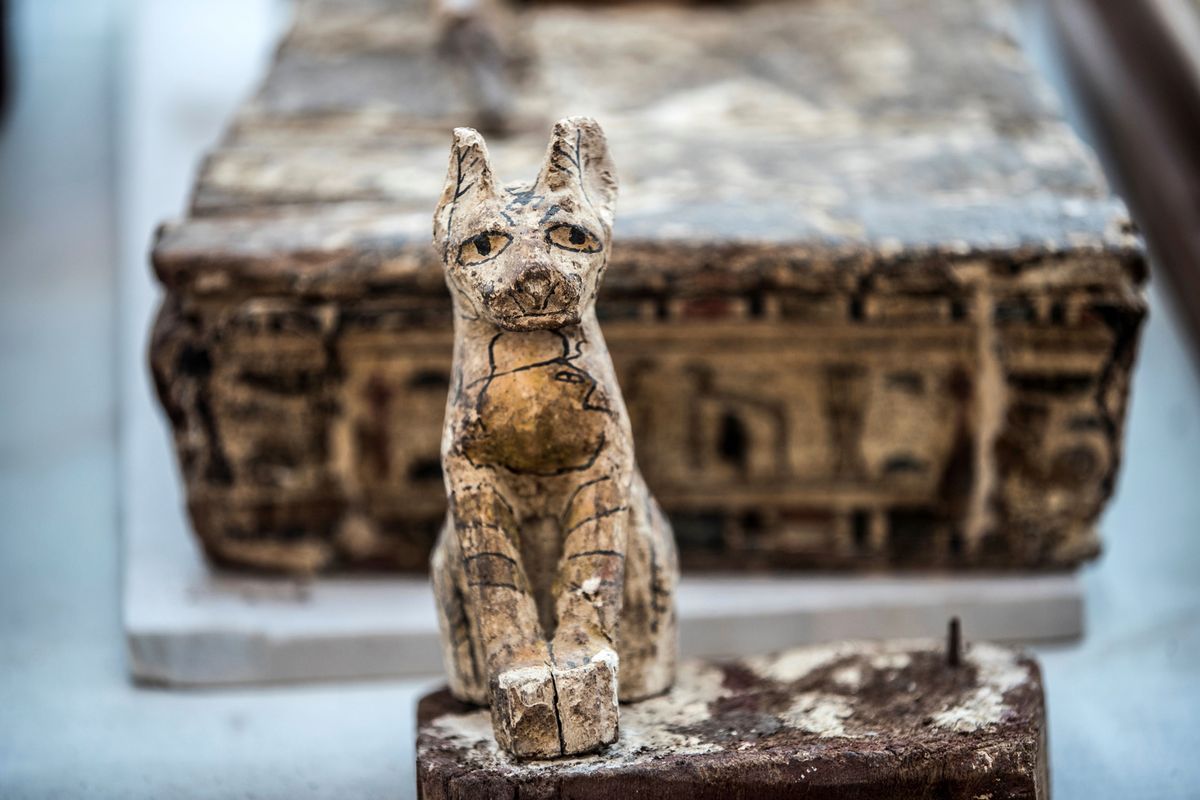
left=549, top=473, right=629, bottom=754
left=448, top=483, right=561, bottom=758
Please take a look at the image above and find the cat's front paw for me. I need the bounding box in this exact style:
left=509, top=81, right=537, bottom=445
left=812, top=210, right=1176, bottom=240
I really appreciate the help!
left=490, top=649, right=620, bottom=758
left=491, top=663, right=562, bottom=759
left=552, top=648, right=619, bottom=756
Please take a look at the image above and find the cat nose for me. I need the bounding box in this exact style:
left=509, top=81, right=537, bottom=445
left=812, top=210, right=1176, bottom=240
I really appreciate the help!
left=515, top=266, right=554, bottom=309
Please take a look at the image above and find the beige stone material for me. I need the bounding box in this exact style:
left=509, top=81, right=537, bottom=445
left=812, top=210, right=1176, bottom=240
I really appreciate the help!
left=428, top=118, right=677, bottom=758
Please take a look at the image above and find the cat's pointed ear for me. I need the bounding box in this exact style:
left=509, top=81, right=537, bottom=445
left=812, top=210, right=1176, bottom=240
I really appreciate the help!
left=535, top=116, right=618, bottom=231
left=433, top=127, right=499, bottom=253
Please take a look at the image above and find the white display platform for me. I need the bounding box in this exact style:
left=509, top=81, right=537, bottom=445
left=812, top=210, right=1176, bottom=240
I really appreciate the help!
left=124, top=409, right=1084, bottom=685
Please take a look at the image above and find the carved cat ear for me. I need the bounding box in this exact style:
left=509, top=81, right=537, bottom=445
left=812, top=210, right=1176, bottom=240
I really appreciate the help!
left=433, top=127, right=499, bottom=253
left=535, top=116, right=618, bottom=231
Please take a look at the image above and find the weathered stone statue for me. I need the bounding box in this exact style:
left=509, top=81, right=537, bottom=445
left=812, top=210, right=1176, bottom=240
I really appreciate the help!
left=429, top=117, right=678, bottom=759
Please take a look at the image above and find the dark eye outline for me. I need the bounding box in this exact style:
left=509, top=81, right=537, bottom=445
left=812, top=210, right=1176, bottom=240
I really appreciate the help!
left=545, top=223, right=602, bottom=254
left=554, top=370, right=587, bottom=384
left=457, top=231, right=513, bottom=266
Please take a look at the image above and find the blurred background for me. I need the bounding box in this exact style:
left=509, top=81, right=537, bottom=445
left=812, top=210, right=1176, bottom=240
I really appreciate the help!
left=1, top=0, right=1198, bottom=797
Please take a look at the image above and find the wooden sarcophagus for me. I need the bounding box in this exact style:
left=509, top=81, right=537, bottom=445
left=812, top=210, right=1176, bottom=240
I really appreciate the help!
left=150, top=0, right=1145, bottom=574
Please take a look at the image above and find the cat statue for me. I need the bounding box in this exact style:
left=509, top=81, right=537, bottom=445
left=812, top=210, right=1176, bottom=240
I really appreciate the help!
left=429, top=117, right=678, bottom=759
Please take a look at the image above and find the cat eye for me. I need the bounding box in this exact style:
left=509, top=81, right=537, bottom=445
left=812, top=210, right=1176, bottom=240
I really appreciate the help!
left=458, top=231, right=513, bottom=266
left=545, top=223, right=602, bottom=254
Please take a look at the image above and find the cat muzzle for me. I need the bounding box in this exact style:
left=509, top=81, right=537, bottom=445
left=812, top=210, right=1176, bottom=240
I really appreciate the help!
left=483, top=268, right=582, bottom=330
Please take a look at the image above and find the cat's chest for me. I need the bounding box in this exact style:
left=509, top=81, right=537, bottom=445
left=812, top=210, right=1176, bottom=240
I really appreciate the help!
left=457, top=361, right=612, bottom=476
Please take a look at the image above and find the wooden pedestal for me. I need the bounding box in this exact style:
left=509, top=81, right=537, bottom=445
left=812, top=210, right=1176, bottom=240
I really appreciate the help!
left=416, top=640, right=1047, bottom=799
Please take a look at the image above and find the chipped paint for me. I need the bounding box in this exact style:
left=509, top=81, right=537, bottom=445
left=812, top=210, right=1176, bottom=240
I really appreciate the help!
left=932, top=643, right=1031, bottom=732
left=419, top=640, right=1047, bottom=793
left=747, top=641, right=855, bottom=683
left=779, top=692, right=857, bottom=738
